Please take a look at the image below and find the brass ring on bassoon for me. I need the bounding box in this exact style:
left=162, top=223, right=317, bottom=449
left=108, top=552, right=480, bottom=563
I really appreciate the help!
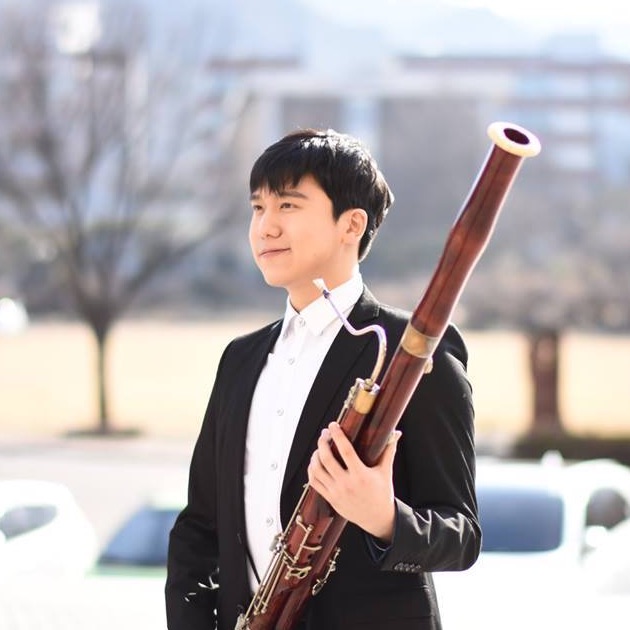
left=400, top=323, right=439, bottom=373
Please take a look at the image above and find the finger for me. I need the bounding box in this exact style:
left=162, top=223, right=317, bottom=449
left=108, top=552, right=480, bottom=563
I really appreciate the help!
left=308, top=471, right=328, bottom=499
left=308, top=450, right=332, bottom=490
left=316, top=428, right=347, bottom=477
left=308, top=451, right=338, bottom=505
left=327, top=422, right=363, bottom=472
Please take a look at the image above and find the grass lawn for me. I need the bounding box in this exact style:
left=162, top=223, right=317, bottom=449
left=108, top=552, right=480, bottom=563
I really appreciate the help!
left=1, top=318, right=629, bottom=439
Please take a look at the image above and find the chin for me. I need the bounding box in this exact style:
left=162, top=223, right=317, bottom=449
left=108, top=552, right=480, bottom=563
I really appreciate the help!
left=259, top=272, right=289, bottom=289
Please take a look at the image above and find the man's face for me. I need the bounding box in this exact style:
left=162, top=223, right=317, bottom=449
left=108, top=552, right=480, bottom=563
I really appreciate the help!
left=249, top=175, right=354, bottom=309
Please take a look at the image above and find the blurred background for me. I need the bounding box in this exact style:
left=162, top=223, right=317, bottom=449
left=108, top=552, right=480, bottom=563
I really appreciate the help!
left=1, top=0, right=630, bottom=628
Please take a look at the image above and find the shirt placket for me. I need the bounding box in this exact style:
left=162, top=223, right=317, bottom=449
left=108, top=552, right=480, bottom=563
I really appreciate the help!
left=273, top=316, right=310, bottom=522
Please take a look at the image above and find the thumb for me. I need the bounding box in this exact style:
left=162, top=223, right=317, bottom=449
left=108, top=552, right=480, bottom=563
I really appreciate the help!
left=379, top=430, right=402, bottom=468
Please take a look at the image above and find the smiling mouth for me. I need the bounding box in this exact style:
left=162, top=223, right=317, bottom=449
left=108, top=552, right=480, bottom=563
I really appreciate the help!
left=259, top=248, right=290, bottom=258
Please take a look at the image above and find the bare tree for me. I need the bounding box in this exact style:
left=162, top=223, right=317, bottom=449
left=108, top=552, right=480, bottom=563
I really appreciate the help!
left=0, top=1, right=247, bottom=433
left=460, top=172, right=630, bottom=435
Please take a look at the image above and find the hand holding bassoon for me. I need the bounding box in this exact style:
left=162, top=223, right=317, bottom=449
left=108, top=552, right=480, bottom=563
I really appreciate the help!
left=308, top=421, right=401, bottom=543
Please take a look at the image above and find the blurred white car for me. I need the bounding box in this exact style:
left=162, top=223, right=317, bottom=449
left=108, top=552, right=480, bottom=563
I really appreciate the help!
left=0, top=479, right=98, bottom=581
left=0, top=486, right=178, bottom=628
left=583, top=515, right=630, bottom=594
left=93, top=489, right=184, bottom=576
left=0, top=297, right=29, bottom=334
left=434, top=455, right=630, bottom=627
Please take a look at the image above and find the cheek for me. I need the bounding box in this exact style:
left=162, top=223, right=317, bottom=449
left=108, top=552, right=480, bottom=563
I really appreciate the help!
left=302, top=247, right=324, bottom=269
left=248, top=218, right=257, bottom=249
left=248, top=225, right=264, bottom=269
left=304, top=235, right=334, bottom=262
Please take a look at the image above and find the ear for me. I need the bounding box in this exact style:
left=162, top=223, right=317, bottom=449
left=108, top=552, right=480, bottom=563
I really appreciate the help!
left=341, top=208, right=368, bottom=246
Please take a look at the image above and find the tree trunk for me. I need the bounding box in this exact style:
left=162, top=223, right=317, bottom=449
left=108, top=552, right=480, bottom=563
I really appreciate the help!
left=95, top=326, right=110, bottom=433
left=528, top=328, right=564, bottom=434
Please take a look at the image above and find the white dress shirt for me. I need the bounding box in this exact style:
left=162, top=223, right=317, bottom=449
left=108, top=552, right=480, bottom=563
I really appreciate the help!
left=243, top=271, right=364, bottom=590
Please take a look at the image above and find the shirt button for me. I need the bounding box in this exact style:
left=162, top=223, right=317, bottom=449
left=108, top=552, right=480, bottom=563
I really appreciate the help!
left=276, top=408, right=284, bottom=416
left=297, top=317, right=305, bottom=327
left=288, top=357, right=295, bottom=365
left=270, top=461, right=278, bottom=470
left=265, top=517, right=274, bottom=527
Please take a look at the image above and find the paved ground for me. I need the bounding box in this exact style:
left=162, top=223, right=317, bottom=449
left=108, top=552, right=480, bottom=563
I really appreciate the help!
left=0, top=574, right=167, bottom=630
left=0, top=434, right=194, bottom=630
left=0, top=434, right=194, bottom=544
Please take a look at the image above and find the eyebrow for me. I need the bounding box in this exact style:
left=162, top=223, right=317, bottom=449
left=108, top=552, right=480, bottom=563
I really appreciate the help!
left=250, top=188, right=309, bottom=201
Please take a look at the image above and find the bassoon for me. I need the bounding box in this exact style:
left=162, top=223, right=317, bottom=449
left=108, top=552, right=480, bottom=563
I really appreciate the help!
left=235, top=121, right=541, bottom=630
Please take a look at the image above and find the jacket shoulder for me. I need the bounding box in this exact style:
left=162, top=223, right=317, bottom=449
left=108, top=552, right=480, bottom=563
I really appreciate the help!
left=374, top=300, right=468, bottom=369
left=214, top=318, right=279, bottom=369
left=230, top=319, right=280, bottom=347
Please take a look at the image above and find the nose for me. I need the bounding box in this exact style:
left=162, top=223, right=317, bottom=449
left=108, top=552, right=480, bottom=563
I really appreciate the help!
left=256, top=208, right=281, bottom=239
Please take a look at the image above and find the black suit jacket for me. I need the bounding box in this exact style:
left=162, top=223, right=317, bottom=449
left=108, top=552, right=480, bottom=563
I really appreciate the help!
left=166, top=288, right=481, bottom=630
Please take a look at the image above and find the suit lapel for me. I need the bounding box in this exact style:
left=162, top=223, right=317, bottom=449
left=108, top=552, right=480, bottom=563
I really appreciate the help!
left=280, top=289, right=381, bottom=517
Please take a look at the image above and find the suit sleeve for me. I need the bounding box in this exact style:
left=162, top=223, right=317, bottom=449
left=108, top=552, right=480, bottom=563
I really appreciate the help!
left=165, top=343, right=233, bottom=630
left=378, top=325, right=482, bottom=574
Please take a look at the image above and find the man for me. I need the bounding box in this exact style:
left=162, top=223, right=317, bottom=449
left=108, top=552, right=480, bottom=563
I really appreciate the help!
left=166, top=129, right=481, bottom=629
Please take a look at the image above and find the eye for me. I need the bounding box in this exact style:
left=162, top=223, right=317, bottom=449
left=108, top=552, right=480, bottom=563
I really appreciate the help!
left=251, top=203, right=263, bottom=213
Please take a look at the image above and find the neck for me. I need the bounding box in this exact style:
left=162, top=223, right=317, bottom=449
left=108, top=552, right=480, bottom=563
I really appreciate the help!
left=287, top=284, right=325, bottom=313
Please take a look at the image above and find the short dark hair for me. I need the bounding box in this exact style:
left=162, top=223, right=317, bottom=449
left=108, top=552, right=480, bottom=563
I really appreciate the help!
left=249, top=128, right=394, bottom=260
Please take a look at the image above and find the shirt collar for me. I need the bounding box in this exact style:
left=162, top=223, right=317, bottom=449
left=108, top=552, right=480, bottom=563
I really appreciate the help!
left=280, top=271, right=363, bottom=337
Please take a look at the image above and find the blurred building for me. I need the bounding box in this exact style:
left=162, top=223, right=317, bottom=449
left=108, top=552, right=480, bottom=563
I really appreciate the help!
left=399, top=47, right=630, bottom=195
left=208, top=33, right=630, bottom=199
